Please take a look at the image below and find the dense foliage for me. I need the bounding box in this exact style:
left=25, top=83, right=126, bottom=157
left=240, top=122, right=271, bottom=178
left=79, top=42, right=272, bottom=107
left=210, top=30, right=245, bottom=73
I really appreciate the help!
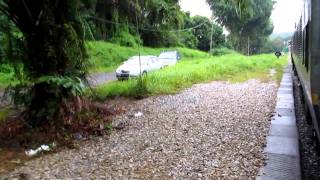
left=85, top=0, right=181, bottom=47
left=0, top=0, right=89, bottom=125
left=207, top=0, right=274, bottom=55
left=261, top=36, right=291, bottom=53
left=188, top=15, right=225, bottom=51
left=82, top=0, right=226, bottom=49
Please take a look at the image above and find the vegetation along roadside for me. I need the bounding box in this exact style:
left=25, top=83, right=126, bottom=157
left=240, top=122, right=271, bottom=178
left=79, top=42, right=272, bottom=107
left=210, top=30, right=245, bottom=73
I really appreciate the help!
left=94, top=53, right=288, bottom=100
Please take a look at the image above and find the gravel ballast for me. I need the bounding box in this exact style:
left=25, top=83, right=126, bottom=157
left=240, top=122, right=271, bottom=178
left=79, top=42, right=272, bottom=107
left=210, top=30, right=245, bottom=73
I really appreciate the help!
left=3, top=80, right=278, bottom=179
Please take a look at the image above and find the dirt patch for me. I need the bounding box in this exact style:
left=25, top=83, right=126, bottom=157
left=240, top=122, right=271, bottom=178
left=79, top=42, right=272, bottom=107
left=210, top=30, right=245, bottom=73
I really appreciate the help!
left=0, top=99, right=126, bottom=175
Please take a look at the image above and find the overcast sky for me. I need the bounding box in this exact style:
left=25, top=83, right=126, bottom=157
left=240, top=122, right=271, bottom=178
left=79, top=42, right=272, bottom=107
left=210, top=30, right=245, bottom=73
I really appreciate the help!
left=179, top=0, right=303, bottom=33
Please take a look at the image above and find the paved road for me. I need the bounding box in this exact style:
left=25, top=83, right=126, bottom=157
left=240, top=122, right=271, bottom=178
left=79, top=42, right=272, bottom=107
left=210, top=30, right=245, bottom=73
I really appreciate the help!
left=87, top=72, right=116, bottom=87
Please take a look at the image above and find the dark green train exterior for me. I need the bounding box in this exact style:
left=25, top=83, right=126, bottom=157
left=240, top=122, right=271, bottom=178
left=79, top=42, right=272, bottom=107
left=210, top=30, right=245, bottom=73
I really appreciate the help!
left=291, top=0, right=320, bottom=142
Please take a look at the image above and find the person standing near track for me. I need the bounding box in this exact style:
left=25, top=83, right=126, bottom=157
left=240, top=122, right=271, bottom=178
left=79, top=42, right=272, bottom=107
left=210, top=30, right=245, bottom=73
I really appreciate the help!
left=275, top=51, right=282, bottom=58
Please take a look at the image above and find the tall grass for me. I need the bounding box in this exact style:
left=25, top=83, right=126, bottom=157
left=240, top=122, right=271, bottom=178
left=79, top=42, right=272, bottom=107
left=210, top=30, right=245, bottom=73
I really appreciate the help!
left=94, top=53, right=287, bottom=99
left=0, top=64, right=16, bottom=89
left=0, top=72, right=14, bottom=89
left=86, top=41, right=210, bottom=73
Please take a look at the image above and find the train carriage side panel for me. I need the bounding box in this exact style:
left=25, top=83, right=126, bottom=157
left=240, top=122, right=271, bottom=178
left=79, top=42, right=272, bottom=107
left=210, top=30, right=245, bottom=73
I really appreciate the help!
left=310, top=0, right=320, bottom=139
left=292, top=0, right=311, bottom=107
left=291, top=0, right=320, bottom=141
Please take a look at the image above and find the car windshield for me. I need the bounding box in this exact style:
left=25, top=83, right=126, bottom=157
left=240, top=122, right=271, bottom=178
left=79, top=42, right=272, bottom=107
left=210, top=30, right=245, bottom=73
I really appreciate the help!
left=124, top=56, right=151, bottom=65
left=159, top=52, right=176, bottom=59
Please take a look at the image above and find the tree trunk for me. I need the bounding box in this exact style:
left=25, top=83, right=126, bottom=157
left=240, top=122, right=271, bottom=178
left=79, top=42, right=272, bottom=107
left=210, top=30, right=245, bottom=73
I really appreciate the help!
left=4, top=0, right=88, bottom=126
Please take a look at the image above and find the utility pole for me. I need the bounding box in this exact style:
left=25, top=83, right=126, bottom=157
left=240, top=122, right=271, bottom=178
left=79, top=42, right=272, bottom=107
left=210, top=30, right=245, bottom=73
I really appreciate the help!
left=135, top=0, right=141, bottom=76
left=247, top=36, right=250, bottom=56
left=210, top=14, right=214, bottom=51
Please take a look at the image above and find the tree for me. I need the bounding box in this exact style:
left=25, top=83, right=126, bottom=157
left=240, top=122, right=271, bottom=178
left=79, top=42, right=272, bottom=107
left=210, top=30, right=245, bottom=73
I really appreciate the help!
left=261, top=36, right=291, bottom=53
left=189, top=16, right=225, bottom=51
left=207, top=0, right=274, bottom=54
left=137, top=0, right=184, bottom=47
left=0, top=0, right=89, bottom=126
left=89, top=0, right=184, bottom=47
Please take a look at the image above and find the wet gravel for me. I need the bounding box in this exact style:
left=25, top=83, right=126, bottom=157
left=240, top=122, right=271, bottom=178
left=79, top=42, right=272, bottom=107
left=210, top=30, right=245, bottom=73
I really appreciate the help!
left=3, top=80, right=277, bottom=179
left=293, top=74, right=320, bottom=179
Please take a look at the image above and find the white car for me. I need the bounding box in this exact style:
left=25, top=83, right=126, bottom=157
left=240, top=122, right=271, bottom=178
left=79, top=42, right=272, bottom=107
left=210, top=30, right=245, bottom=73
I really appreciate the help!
left=116, top=56, right=164, bottom=80
left=158, top=51, right=181, bottom=67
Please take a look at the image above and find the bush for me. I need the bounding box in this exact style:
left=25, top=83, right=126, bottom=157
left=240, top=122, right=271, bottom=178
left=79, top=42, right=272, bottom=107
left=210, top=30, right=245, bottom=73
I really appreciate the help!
left=110, top=25, right=142, bottom=48
left=0, top=64, right=15, bottom=89
left=179, top=31, right=198, bottom=49
left=0, top=64, right=14, bottom=74
left=134, top=76, right=149, bottom=99
left=210, top=47, right=234, bottom=56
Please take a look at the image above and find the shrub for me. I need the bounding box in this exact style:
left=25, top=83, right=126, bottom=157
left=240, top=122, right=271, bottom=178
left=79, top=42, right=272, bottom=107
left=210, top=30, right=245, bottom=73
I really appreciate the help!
left=110, top=25, right=142, bottom=48
left=210, top=47, right=235, bottom=56
left=134, top=76, right=149, bottom=99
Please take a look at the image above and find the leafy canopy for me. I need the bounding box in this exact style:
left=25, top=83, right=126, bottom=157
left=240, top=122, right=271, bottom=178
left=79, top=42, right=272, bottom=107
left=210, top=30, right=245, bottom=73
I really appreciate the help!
left=206, top=0, right=274, bottom=54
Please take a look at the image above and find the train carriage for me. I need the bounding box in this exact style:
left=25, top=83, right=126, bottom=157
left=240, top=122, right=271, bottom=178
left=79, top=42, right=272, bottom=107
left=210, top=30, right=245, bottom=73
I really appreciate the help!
left=291, top=0, right=320, bottom=142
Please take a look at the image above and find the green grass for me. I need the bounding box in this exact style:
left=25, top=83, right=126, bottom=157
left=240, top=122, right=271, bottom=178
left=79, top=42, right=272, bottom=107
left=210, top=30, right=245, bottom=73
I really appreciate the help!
left=0, top=41, right=210, bottom=88
left=87, top=41, right=210, bottom=73
left=0, top=72, right=15, bottom=90
left=0, top=64, right=19, bottom=90
left=94, top=53, right=288, bottom=99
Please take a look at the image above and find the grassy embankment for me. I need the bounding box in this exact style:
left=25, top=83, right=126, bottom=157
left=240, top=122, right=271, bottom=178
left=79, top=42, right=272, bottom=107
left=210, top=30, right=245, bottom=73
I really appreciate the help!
left=0, top=41, right=288, bottom=99
left=87, top=41, right=211, bottom=73
left=0, top=41, right=210, bottom=88
left=94, top=46, right=288, bottom=99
